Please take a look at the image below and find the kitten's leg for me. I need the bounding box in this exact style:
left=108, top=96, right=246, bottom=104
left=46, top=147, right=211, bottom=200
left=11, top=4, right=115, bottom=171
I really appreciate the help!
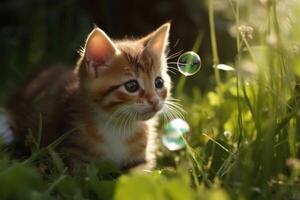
left=60, top=148, right=86, bottom=175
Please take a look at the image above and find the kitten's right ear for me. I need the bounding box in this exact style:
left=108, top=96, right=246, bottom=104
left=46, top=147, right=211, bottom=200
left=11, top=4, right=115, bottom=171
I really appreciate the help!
left=84, top=27, right=117, bottom=77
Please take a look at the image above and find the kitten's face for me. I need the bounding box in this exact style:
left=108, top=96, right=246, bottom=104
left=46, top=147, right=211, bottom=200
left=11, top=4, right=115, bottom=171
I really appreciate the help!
left=79, top=23, right=171, bottom=121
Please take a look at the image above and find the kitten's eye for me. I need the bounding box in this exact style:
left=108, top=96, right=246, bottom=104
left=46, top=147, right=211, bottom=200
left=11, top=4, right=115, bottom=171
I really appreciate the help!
left=155, top=77, right=164, bottom=89
left=124, top=80, right=140, bottom=93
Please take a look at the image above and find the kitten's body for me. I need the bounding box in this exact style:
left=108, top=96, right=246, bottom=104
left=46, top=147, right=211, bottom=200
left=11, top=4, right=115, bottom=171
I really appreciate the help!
left=6, top=23, right=174, bottom=170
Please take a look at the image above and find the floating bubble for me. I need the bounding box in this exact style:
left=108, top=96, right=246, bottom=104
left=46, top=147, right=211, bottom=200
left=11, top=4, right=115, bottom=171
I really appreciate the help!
left=223, top=131, right=232, bottom=138
left=162, top=118, right=190, bottom=151
left=177, top=51, right=201, bottom=76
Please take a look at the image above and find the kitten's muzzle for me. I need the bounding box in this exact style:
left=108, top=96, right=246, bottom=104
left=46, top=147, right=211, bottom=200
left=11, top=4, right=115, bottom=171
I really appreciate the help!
left=147, top=96, right=159, bottom=110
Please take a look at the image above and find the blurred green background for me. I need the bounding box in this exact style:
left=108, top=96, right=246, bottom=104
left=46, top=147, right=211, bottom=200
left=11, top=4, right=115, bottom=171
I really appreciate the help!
left=0, top=0, right=236, bottom=103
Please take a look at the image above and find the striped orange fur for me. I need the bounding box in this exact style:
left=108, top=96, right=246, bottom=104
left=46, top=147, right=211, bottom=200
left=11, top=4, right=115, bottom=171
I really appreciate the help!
left=7, top=23, right=182, bottom=171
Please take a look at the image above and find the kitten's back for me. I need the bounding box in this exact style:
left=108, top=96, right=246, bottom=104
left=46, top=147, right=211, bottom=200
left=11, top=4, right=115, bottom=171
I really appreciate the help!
left=7, top=66, right=79, bottom=146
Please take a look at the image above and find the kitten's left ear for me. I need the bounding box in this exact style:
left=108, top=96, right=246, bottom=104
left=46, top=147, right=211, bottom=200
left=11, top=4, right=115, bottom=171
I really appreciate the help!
left=143, top=23, right=170, bottom=58
left=83, top=27, right=118, bottom=77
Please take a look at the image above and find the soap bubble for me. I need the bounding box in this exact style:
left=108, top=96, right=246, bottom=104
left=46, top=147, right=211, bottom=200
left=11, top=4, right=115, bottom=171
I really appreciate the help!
left=162, top=118, right=190, bottom=151
left=177, top=51, right=201, bottom=76
left=223, top=131, right=232, bottom=138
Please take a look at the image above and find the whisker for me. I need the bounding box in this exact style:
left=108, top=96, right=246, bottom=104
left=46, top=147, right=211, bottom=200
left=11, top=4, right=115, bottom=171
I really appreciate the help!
left=119, top=111, right=126, bottom=135
left=168, top=66, right=178, bottom=70
left=165, top=108, right=174, bottom=121
left=163, top=102, right=186, bottom=120
left=164, top=101, right=186, bottom=114
left=167, top=69, right=176, bottom=75
left=114, top=110, right=127, bottom=134
left=166, top=104, right=186, bottom=114
left=165, top=106, right=178, bottom=120
left=167, top=66, right=178, bottom=73
left=105, top=106, right=132, bottom=134
left=126, top=111, right=135, bottom=135
left=163, top=105, right=175, bottom=120
left=105, top=106, right=128, bottom=129
left=167, top=97, right=182, bottom=102
left=161, top=107, right=170, bottom=125
left=167, top=62, right=179, bottom=65
left=161, top=107, right=171, bottom=123
left=167, top=62, right=191, bottom=66
left=167, top=107, right=186, bottom=119
left=121, top=108, right=132, bottom=135
left=131, top=111, right=138, bottom=132
left=167, top=105, right=185, bottom=119
left=160, top=98, right=187, bottom=124
left=166, top=50, right=183, bottom=60
left=165, top=99, right=185, bottom=106
left=168, top=39, right=180, bottom=53
left=165, top=100, right=185, bottom=107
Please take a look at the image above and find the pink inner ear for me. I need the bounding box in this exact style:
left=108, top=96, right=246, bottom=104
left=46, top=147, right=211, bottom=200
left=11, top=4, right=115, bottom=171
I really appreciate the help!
left=86, top=35, right=115, bottom=66
left=145, top=24, right=169, bottom=58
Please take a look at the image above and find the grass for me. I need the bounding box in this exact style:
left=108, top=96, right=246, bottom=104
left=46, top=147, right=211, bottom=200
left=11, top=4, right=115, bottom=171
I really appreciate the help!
left=1, top=0, right=300, bottom=199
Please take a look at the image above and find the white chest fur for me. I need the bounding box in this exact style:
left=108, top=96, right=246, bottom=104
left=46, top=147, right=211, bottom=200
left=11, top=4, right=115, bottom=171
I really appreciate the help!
left=96, top=123, right=138, bottom=166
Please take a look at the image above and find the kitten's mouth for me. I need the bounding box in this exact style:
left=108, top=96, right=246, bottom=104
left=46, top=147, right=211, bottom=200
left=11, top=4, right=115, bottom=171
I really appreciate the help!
left=143, top=110, right=157, bottom=115
left=136, top=105, right=163, bottom=120
left=144, top=106, right=162, bottom=115
left=138, top=110, right=158, bottom=120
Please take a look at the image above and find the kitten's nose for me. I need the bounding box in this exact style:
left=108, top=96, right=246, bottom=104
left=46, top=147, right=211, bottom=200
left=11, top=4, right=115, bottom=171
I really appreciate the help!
left=147, top=96, right=159, bottom=110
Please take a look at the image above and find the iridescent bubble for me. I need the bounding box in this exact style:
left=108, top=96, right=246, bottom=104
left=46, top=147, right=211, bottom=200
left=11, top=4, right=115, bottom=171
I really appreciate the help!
left=162, top=118, right=190, bottom=151
left=177, top=51, right=201, bottom=76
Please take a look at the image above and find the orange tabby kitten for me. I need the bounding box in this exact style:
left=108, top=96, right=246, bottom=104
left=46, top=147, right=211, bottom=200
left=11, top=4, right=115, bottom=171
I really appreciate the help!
left=5, top=23, right=177, bottom=170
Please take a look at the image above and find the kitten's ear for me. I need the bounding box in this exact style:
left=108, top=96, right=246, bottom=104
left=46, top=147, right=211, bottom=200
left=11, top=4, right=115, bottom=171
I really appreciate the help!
left=143, top=23, right=170, bottom=58
left=84, top=27, right=117, bottom=76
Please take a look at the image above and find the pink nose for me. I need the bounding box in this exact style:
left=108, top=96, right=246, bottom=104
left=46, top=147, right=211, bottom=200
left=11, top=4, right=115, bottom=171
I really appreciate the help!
left=147, top=97, right=159, bottom=108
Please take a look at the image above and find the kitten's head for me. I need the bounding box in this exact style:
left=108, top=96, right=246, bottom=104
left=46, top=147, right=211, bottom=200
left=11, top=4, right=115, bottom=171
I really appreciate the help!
left=77, top=23, right=172, bottom=121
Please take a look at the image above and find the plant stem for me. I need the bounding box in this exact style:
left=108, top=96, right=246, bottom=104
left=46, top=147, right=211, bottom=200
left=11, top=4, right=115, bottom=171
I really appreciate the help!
left=208, top=0, right=221, bottom=85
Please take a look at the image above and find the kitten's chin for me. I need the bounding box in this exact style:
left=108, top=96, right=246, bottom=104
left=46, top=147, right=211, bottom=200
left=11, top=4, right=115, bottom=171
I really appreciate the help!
left=138, top=111, right=158, bottom=121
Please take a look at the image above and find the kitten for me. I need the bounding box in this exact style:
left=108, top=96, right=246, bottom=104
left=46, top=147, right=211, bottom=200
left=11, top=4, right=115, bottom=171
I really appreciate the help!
left=5, top=23, right=179, bottom=170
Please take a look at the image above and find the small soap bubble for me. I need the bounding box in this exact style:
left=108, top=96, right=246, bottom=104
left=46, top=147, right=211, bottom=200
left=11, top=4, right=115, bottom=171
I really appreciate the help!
left=177, top=51, right=201, bottom=76
left=224, top=131, right=232, bottom=138
left=162, top=118, right=190, bottom=151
